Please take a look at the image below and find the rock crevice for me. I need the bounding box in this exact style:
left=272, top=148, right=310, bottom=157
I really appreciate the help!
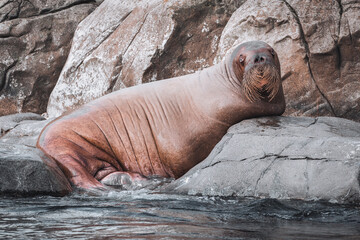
left=282, top=0, right=336, bottom=116
left=216, top=0, right=360, bottom=121
left=0, top=0, right=97, bottom=23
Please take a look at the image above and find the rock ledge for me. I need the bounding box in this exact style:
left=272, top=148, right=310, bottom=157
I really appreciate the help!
left=163, top=116, right=360, bottom=204
left=0, top=114, right=359, bottom=203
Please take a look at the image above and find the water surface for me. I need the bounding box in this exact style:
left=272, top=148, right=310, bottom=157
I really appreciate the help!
left=0, top=190, right=359, bottom=239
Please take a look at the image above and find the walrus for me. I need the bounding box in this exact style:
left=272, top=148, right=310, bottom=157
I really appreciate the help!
left=37, top=41, right=286, bottom=191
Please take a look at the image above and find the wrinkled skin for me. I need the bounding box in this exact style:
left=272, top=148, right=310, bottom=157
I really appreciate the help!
left=37, top=41, right=286, bottom=191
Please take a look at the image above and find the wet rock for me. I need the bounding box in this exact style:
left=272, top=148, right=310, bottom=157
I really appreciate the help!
left=0, top=113, right=71, bottom=196
left=46, top=0, right=238, bottom=117
left=0, top=144, right=71, bottom=196
left=0, top=1, right=96, bottom=116
left=216, top=0, right=360, bottom=121
left=163, top=116, right=360, bottom=204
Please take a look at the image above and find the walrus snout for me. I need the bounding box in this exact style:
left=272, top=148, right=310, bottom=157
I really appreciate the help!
left=242, top=63, right=281, bottom=103
left=253, top=53, right=267, bottom=64
left=245, top=52, right=275, bottom=73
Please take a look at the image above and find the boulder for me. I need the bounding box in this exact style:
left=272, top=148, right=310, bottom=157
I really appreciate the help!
left=0, top=144, right=71, bottom=196
left=0, top=1, right=97, bottom=116
left=163, top=116, right=360, bottom=204
left=46, top=0, right=238, bottom=117
left=45, top=0, right=360, bottom=121
left=0, top=113, right=71, bottom=196
left=216, top=0, right=360, bottom=121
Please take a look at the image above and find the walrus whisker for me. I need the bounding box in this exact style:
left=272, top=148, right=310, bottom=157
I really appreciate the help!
left=242, top=64, right=280, bottom=102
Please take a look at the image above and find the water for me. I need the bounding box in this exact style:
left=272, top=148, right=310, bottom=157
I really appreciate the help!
left=0, top=190, right=359, bottom=239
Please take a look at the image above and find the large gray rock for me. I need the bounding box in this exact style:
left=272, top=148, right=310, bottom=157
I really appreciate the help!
left=0, top=113, right=71, bottom=196
left=0, top=144, right=71, bottom=196
left=163, top=116, right=360, bottom=204
left=44, top=0, right=360, bottom=121
left=0, top=112, right=45, bottom=137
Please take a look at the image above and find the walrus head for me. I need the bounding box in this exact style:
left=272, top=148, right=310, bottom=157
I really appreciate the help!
left=231, top=41, right=281, bottom=102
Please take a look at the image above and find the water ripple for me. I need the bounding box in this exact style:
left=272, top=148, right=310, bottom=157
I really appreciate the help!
left=0, top=191, right=359, bottom=239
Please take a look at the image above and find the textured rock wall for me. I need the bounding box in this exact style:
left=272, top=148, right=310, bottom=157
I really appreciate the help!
left=46, top=0, right=239, bottom=117
left=0, top=0, right=97, bottom=116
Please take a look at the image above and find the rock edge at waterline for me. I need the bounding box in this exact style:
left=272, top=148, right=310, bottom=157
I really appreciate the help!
left=0, top=113, right=359, bottom=203
left=0, top=113, right=71, bottom=196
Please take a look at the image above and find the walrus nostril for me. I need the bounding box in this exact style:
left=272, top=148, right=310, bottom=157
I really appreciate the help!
left=254, top=56, right=266, bottom=63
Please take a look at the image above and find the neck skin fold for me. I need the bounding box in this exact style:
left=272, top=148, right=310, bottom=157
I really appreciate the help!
left=217, top=54, right=244, bottom=96
left=185, top=56, right=251, bottom=127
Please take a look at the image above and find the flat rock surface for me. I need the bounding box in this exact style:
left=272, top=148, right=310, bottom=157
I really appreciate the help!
left=0, top=144, right=71, bottom=196
left=163, top=116, right=360, bottom=203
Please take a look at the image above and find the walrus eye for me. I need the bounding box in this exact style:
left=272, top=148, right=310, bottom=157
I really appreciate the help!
left=239, top=54, right=245, bottom=64
left=270, top=49, right=275, bottom=57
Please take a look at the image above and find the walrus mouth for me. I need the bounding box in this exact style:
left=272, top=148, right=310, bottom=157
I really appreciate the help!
left=242, top=64, right=281, bottom=102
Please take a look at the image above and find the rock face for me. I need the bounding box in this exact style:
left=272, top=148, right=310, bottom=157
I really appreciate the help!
left=163, top=116, right=360, bottom=203
left=0, top=0, right=97, bottom=116
left=216, top=0, right=360, bottom=121
left=0, top=113, right=71, bottom=196
left=46, top=0, right=360, bottom=122
left=46, top=0, right=238, bottom=117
